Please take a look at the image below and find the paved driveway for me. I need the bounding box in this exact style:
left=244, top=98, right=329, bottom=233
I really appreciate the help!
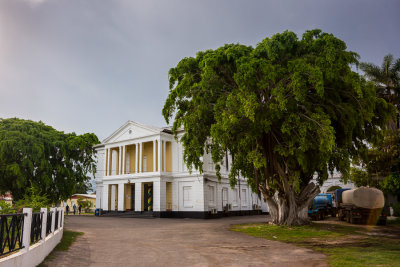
left=46, top=215, right=327, bottom=267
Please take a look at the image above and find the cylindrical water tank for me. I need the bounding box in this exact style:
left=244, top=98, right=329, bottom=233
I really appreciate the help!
left=314, top=196, right=329, bottom=207
left=342, top=187, right=384, bottom=209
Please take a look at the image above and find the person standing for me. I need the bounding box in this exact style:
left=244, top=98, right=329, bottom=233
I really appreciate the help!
left=78, top=205, right=82, bottom=215
left=73, top=204, right=76, bottom=215
left=66, top=204, right=70, bottom=215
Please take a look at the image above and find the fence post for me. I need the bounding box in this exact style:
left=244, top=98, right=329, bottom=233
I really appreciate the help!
left=50, top=207, right=56, bottom=234
left=61, top=207, right=64, bottom=228
left=41, top=208, right=47, bottom=242
left=57, top=208, right=62, bottom=229
left=61, top=207, right=65, bottom=227
left=22, top=208, right=32, bottom=252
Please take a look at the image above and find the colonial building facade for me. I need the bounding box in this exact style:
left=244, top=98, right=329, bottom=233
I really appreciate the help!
left=94, top=121, right=268, bottom=218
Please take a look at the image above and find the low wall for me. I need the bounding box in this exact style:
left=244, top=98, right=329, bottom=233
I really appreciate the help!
left=0, top=207, right=64, bottom=267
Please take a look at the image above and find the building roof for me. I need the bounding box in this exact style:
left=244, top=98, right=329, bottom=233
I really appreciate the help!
left=73, top=193, right=96, bottom=199
left=0, top=192, right=13, bottom=201
left=102, top=121, right=164, bottom=143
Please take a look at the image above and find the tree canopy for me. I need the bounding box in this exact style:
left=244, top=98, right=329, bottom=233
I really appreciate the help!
left=351, top=54, right=400, bottom=199
left=163, top=29, right=394, bottom=225
left=0, top=118, right=99, bottom=203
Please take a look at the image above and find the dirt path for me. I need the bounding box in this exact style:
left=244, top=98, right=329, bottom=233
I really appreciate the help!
left=46, top=215, right=327, bottom=267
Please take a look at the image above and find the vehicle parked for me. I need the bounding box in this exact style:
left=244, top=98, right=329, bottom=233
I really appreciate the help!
left=335, top=187, right=386, bottom=225
left=308, top=194, right=334, bottom=220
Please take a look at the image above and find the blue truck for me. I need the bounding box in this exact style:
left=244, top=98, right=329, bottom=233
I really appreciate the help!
left=308, top=193, right=335, bottom=220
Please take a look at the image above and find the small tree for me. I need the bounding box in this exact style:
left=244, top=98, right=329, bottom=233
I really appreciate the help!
left=77, top=197, right=91, bottom=212
left=14, top=186, right=50, bottom=212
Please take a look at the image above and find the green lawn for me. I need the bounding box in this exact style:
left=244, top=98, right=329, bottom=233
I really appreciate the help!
left=232, top=222, right=400, bottom=267
left=52, top=230, right=83, bottom=251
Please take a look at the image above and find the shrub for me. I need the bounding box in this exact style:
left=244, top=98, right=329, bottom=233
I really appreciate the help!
left=14, top=186, right=50, bottom=212
left=0, top=200, right=15, bottom=214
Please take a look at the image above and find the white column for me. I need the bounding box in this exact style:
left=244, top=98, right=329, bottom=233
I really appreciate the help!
left=118, top=146, right=122, bottom=175
left=111, top=150, right=118, bottom=175
left=41, top=208, right=47, bottom=242
left=111, top=185, right=116, bottom=210
left=103, top=148, right=107, bottom=176
left=135, top=182, right=142, bottom=211
left=96, top=184, right=102, bottom=210
left=163, top=140, right=166, bottom=172
left=153, top=179, right=166, bottom=212
left=50, top=207, right=56, bottom=234
left=122, top=145, right=126, bottom=174
left=153, top=140, right=156, bottom=172
left=102, top=185, right=109, bottom=211
left=106, top=148, right=110, bottom=176
left=118, top=183, right=124, bottom=211
left=135, top=143, right=139, bottom=173
left=22, top=208, right=32, bottom=251
left=158, top=138, right=161, bottom=172
left=139, top=142, right=143, bottom=173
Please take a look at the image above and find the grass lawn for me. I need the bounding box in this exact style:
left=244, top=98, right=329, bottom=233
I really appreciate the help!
left=38, top=230, right=83, bottom=266
left=232, top=221, right=400, bottom=267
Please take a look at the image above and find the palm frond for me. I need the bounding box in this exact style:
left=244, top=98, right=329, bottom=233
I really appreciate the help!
left=360, top=62, right=384, bottom=83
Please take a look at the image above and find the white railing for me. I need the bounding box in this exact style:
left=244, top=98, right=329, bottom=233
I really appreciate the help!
left=0, top=207, right=64, bottom=267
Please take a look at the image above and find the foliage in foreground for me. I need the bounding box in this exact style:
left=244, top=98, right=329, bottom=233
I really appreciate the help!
left=232, top=223, right=400, bottom=266
left=0, top=118, right=99, bottom=203
left=163, top=29, right=394, bottom=225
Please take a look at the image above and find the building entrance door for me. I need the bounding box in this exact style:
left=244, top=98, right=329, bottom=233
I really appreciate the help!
left=131, top=184, right=135, bottom=211
left=143, top=183, right=153, bottom=211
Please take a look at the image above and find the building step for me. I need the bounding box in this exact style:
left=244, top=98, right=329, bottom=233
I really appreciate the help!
left=100, top=211, right=155, bottom=218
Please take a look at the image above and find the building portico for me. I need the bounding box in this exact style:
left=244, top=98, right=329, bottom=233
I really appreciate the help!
left=95, top=121, right=269, bottom=218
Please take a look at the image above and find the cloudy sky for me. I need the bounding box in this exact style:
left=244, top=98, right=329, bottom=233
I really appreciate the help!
left=0, top=0, right=399, bottom=141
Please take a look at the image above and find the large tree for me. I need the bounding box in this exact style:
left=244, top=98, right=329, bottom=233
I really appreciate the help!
left=163, top=30, right=393, bottom=225
left=0, top=118, right=99, bottom=203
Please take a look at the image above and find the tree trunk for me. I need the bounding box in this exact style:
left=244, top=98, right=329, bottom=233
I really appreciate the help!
left=261, top=182, right=320, bottom=225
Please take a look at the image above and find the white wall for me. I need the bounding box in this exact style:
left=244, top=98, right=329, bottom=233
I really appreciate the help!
left=0, top=230, right=64, bottom=267
left=175, top=176, right=205, bottom=212
left=95, top=148, right=105, bottom=179
left=311, top=173, right=356, bottom=193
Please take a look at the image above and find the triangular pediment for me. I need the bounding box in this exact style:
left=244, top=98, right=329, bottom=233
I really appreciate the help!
left=103, top=121, right=161, bottom=144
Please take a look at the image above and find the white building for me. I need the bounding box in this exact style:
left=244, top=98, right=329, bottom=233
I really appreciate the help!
left=94, top=121, right=268, bottom=218
left=312, top=173, right=356, bottom=193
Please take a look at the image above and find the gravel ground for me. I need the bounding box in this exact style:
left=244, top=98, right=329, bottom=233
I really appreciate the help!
left=45, top=215, right=327, bottom=267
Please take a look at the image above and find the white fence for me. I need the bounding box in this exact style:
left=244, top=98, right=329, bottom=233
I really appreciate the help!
left=0, top=207, right=64, bottom=267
